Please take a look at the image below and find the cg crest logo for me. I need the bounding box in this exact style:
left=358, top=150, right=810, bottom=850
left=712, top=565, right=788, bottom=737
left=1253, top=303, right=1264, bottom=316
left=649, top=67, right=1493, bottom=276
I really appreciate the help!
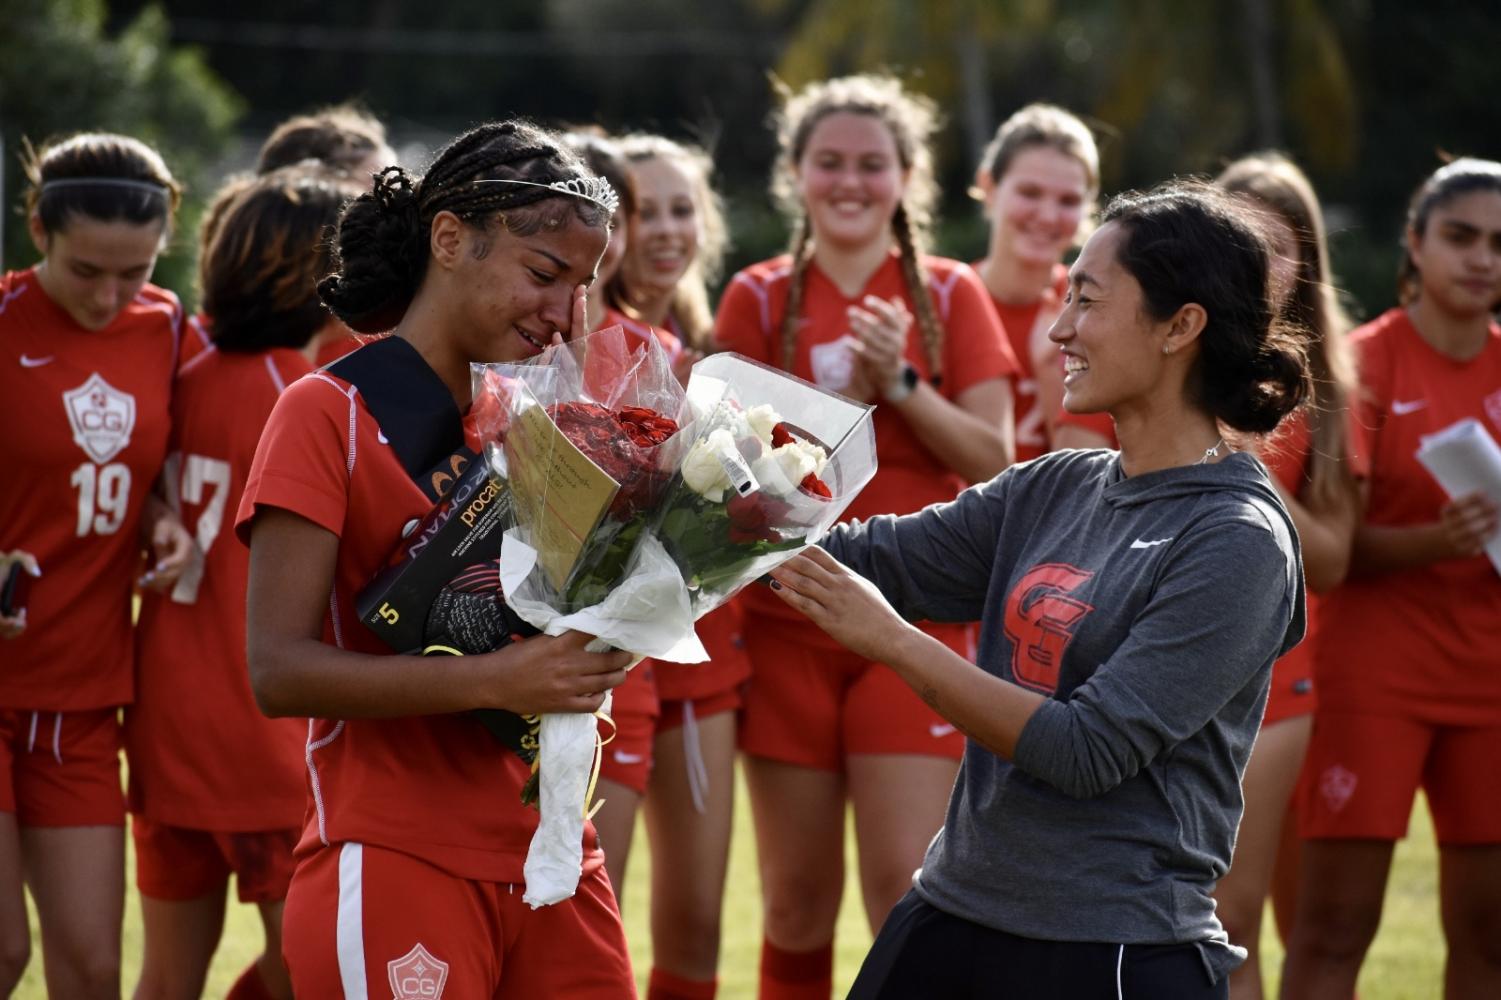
left=63, top=373, right=136, bottom=464
left=1002, top=563, right=1095, bottom=693
left=387, top=942, right=448, bottom=1000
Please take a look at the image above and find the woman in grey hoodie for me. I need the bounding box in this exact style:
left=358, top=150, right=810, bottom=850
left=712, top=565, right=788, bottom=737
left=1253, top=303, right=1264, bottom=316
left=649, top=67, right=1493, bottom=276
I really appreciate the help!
left=768, top=180, right=1311, bottom=999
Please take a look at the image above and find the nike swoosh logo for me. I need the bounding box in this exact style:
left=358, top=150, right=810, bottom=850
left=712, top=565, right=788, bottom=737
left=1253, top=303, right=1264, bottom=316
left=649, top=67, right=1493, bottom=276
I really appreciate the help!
left=377, top=431, right=390, bottom=444
left=19, top=354, right=53, bottom=368
left=612, top=751, right=645, bottom=765
left=1391, top=399, right=1427, bottom=415
left=1130, top=537, right=1173, bottom=549
left=929, top=723, right=957, bottom=739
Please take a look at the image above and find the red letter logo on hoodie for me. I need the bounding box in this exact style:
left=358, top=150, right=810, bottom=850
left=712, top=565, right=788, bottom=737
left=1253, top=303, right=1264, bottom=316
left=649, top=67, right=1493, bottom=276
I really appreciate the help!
left=1003, top=563, right=1095, bottom=693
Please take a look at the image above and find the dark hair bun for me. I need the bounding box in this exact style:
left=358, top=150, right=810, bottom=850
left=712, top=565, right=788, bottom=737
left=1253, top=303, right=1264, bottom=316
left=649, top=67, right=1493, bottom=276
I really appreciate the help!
left=317, top=167, right=427, bottom=334
left=1199, top=321, right=1310, bottom=434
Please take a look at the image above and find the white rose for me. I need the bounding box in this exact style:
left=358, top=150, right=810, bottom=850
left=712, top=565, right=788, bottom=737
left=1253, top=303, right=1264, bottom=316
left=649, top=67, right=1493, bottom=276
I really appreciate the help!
left=681, top=428, right=737, bottom=502
left=744, top=405, right=779, bottom=447
left=752, top=440, right=827, bottom=497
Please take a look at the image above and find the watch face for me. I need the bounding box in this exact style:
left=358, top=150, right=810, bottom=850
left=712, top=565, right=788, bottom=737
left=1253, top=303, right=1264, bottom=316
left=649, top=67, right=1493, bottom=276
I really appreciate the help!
left=902, top=364, right=920, bottom=390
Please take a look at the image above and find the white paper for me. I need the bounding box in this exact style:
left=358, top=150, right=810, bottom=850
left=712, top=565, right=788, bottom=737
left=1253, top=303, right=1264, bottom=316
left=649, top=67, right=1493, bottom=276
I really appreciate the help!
left=499, top=532, right=708, bottom=662
left=1416, top=418, right=1501, bottom=575
left=522, top=710, right=599, bottom=907
left=499, top=530, right=708, bottom=906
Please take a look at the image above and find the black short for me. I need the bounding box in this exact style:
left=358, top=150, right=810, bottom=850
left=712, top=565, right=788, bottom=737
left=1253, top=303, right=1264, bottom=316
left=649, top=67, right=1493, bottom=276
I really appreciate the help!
left=848, top=891, right=1228, bottom=1000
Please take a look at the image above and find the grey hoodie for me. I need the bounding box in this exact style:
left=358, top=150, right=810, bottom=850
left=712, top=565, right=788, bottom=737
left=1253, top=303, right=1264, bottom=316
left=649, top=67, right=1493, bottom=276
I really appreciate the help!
left=821, top=448, right=1305, bottom=982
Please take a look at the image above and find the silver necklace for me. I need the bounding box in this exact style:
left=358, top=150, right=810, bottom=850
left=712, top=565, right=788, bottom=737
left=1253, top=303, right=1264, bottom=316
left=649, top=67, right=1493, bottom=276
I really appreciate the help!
left=1197, top=438, right=1227, bottom=465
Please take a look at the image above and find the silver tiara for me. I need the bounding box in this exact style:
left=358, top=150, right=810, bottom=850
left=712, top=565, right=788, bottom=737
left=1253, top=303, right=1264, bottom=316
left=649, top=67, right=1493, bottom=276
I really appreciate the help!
left=473, top=176, right=619, bottom=216
left=39, top=178, right=170, bottom=198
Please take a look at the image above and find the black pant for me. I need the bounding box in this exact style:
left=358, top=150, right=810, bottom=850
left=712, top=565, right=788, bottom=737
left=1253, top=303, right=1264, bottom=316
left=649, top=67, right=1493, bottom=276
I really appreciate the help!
left=847, top=891, right=1229, bottom=1000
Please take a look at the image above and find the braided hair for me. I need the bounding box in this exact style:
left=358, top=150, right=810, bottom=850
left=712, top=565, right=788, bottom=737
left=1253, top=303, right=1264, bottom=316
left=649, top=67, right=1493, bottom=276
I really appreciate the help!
left=770, top=75, right=945, bottom=381
left=318, top=121, right=611, bottom=334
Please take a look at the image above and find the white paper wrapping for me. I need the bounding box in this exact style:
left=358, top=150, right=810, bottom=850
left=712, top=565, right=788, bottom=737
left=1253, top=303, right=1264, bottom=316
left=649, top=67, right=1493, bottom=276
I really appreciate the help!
left=499, top=530, right=707, bottom=907
left=1416, top=417, right=1501, bottom=575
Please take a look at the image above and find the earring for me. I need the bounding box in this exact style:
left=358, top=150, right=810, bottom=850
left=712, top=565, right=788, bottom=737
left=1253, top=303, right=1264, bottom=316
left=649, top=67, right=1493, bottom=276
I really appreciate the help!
left=1162, top=345, right=1172, bottom=355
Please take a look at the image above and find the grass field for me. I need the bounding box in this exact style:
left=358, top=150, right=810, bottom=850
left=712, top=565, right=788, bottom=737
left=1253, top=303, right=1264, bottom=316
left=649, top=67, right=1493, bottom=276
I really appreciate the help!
left=18, top=784, right=1445, bottom=998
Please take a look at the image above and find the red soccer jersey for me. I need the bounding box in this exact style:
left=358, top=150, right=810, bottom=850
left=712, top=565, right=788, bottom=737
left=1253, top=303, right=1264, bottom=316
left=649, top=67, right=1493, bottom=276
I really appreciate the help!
left=716, top=252, right=1019, bottom=628
left=0, top=268, right=180, bottom=710
left=985, top=262, right=1068, bottom=462
left=127, top=338, right=311, bottom=831
left=313, top=331, right=364, bottom=368
left=177, top=312, right=215, bottom=372
left=234, top=365, right=603, bottom=881
left=1316, top=308, right=1501, bottom=723
left=598, top=306, right=684, bottom=361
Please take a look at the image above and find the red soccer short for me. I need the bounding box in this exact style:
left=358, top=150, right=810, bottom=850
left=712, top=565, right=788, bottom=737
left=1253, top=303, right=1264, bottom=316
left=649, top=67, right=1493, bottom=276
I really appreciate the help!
left=0, top=707, right=124, bottom=827
left=133, top=816, right=299, bottom=904
left=657, top=687, right=742, bottom=734
left=1299, top=711, right=1501, bottom=845
left=282, top=842, right=635, bottom=999
left=739, top=620, right=969, bottom=771
left=598, top=661, right=659, bottom=795
left=1261, top=657, right=1316, bottom=727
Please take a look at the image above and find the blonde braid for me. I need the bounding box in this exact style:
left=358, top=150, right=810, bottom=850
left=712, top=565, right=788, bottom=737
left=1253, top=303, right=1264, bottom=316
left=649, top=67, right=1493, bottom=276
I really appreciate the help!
left=891, top=204, right=944, bottom=382
left=779, top=216, right=814, bottom=371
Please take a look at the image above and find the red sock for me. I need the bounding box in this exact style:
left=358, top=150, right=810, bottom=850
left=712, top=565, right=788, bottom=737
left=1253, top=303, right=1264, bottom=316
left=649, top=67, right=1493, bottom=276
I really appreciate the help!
left=758, top=940, right=832, bottom=1000
left=226, top=963, right=276, bottom=1000
left=647, top=966, right=718, bottom=1000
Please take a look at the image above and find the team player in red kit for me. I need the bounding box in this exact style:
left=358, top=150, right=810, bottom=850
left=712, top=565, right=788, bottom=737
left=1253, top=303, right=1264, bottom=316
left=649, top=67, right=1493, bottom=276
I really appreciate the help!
left=0, top=133, right=193, bottom=998
left=970, top=103, right=1114, bottom=459
left=564, top=131, right=663, bottom=905
left=714, top=74, right=1018, bottom=1000
left=128, top=165, right=364, bottom=1000
left=237, top=121, right=636, bottom=998
left=1210, top=154, right=1365, bottom=1000
left=598, top=131, right=752, bottom=1000
left=1282, top=158, right=1501, bottom=999
left=181, top=106, right=399, bottom=374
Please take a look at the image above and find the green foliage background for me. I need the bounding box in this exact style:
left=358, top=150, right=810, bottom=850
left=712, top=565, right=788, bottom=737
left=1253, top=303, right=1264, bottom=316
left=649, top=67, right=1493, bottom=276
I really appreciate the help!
left=0, top=0, right=241, bottom=296
left=3, top=1, right=1498, bottom=318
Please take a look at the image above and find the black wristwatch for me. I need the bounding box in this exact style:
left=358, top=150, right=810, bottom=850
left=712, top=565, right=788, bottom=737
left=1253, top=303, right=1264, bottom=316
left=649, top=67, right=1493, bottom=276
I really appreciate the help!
left=884, top=363, right=920, bottom=402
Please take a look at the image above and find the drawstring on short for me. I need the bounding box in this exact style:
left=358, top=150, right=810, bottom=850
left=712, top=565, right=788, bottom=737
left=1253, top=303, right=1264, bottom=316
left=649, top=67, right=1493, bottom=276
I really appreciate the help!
left=26, top=712, right=64, bottom=763
left=682, top=700, right=710, bottom=815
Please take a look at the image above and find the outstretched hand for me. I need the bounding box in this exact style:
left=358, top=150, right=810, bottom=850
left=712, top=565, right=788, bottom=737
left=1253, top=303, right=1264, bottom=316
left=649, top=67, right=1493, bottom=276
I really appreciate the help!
left=768, top=546, right=917, bottom=662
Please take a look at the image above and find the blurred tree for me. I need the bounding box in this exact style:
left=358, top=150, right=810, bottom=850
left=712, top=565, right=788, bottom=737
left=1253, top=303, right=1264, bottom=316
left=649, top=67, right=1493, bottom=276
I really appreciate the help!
left=768, top=0, right=1054, bottom=168
left=0, top=0, right=242, bottom=297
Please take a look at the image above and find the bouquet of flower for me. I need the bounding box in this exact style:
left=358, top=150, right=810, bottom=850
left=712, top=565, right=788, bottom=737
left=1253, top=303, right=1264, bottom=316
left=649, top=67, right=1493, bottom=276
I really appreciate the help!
left=471, top=326, right=695, bottom=908
left=469, top=339, right=877, bottom=908
left=651, top=353, right=878, bottom=618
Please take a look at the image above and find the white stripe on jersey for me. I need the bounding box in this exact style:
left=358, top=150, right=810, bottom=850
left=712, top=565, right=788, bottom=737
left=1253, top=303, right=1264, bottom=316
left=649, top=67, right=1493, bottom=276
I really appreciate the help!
left=337, top=842, right=369, bottom=1000
left=0, top=283, right=28, bottom=316
left=307, top=719, right=346, bottom=847
left=263, top=354, right=288, bottom=393
left=179, top=342, right=217, bottom=376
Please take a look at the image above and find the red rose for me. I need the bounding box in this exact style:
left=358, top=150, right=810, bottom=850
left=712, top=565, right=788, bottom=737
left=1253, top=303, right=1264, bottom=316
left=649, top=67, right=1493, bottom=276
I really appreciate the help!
left=799, top=473, right=832, bottom=499
left=726, top=491, right=790, bottom=544
left=546, top=402, right=679, bottom=518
